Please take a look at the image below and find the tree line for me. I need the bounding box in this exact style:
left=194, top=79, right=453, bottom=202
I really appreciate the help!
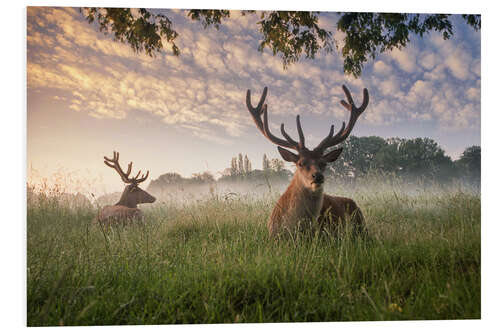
left=147, top=153, right=292, bottom=193
left=147, top=136, right=480, bottom=192
left=219, top=153, right=292, bottom=183
left=326, top=136, right=480, bottom=184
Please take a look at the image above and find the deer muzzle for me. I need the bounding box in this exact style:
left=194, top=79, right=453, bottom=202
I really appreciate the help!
left=312, top=172, right=324, bottom=184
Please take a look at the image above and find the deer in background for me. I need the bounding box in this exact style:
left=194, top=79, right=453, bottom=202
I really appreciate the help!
left=246, top=85, right=368, bottom=237
left=96, top=151, right=156, bottom=224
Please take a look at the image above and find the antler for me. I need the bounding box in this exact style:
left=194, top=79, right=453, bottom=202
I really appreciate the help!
left=246, top=87, right=305, bottom=151
left=314, top=85, right=369, bottom=153
left=104, top=151, right=150, bottom=184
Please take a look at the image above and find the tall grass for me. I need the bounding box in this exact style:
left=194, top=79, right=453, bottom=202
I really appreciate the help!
left=27, top=181, right=480, bottom=326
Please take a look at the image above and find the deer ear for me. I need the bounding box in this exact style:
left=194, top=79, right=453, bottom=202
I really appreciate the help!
left=323, top=148, right=343, bottom=163
left=277, top=146, right=299, bottom=163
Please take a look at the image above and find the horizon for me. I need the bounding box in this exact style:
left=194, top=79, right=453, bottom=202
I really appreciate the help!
left=27, top=7, right=481, bottom=194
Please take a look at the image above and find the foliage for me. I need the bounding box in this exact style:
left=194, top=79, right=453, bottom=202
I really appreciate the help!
left=82, top=8, right=180, bottom=57
left=262, top=154, right=271, bottom=171
left=330, top=136, right=387, bottom=177
left=395, top=138, right=456, bottom=181
left=337, top=13, right=480, bottom=76
left=147, top=171, right=215, bottom=193
left=244, top=154, right=252, bottom=174
left=255, top=11, right=333, bottom=68
left=270, top=158, right=285, bottom=172
left=230, top=157, right=238, bottom=176
left=191, top=171, right=215, bottom=183
left=187, top=9, right=231, bottom=29
left=218, top=153, right=292, bottom=184
left=327, top=136, right=477, bottom=183
left=81, top=8, right=480, bottom=77
left=238, top=153, right=244, bottom=175
left=455, top=145, right=481, bottom=183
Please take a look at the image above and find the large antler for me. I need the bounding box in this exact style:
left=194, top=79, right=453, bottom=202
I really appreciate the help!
left=104, top=151, right=150, bottom=184
left=314, top=85, right=369, bottom=153
left=246, top=87, right=305, bottom=151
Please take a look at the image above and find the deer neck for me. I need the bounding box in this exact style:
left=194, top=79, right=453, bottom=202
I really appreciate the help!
left=116, top=189, right=137, bottom=208
left=286, top=172, right=324, bottom=219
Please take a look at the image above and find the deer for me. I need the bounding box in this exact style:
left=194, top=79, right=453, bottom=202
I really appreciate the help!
left=246, top=85, right=369, bottom=237
left=96, top=151, right=156, bottom=224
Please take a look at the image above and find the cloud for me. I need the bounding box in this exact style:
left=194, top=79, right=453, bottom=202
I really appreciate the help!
left=27, top=7, right=481, bottom=141
left=429, top=83, right=480, bottom=130
left=423, top=64, right=446, bottom=81
left=445, top=47, right=472, bottom=80
left=373, top=60, right=392, bottom=75
left=471, top=59, right=480, bottom=77
left=406, top=80, right=434, bottom=106
left=388, top=46, right=418, bottom=73
left=418, top=51, right=437, bottom=70
left=376, top=78, right=401, bottom=97
left=465, top=87, right=480, bottom=102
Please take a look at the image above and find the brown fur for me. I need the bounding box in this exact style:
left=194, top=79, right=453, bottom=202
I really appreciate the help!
left=96, top=205, right=143, bottom=225
left=320, top=194, right=366, bottom=235
left=268, top=177, right=366, bottom=236
left=267, top=151, right=367, bottom=237
left=268, top=173, right=324, bottom=236
left=96, top=184, right=155, bottom=225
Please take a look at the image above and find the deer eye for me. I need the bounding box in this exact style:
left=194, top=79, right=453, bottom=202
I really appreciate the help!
left=318, top=162, right=326, bottom=169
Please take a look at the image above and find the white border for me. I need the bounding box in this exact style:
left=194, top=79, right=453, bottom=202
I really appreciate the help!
left=5, top=1, right=498, bottom=332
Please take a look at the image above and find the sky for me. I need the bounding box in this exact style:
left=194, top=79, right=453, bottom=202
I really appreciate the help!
left=27, top=7, right=481, bottom=194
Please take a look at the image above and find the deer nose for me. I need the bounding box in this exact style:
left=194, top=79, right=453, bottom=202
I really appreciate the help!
left=312, top=172, right=324, bottom=183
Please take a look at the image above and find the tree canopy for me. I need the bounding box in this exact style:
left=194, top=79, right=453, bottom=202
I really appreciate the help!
left=326, top=136, right=476, bottom=183
left=81, top=8, right=480, bottom=77
left=455, top=145, right=481, bottom=183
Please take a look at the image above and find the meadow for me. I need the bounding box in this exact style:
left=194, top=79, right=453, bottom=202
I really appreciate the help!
left=26, top=178, right=480, bottom=326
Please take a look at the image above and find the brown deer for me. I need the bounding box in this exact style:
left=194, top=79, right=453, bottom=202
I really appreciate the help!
left=96, top=151, right=156, bottom=224
left=246, top=85, right=369, bottom=237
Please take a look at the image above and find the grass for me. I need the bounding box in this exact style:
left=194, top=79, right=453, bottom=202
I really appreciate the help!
left=27, top=182, right=480, bottom=326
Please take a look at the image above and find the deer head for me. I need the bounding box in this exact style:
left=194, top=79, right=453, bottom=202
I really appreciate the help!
left=246, top=85, right=369, bottom=192
left=104, top=151, right=156, bottom=208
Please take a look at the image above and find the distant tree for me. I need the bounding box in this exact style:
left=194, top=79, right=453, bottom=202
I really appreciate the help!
left=192, top=171, right=215, bottom=183
left=81, top=8, right=480, bottom=77
left=147, top=172, right=184, bottom=192
left=325, top=136, right=457, bottom=182
left=153, top=172, right=183, bottom=184
left=326, top=136, right=387, bottom=178
left=221, top=167, right=232, bottom=177
left=270, top=158, right=285, bottom=172
left=373, top=142, right=403, bottom=173
left=395, top=138, right=456, bottom=181
left=230, top=157, right=238, bottom=176
left=262, top=154, right=271, bottom=171
left=244, top=154, right=252, bottom=174
left=148, top=170, right=216, bottom=192
left=455, top=145, right=481, bottom=183
left=238, top=153, right=244, bottom=175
